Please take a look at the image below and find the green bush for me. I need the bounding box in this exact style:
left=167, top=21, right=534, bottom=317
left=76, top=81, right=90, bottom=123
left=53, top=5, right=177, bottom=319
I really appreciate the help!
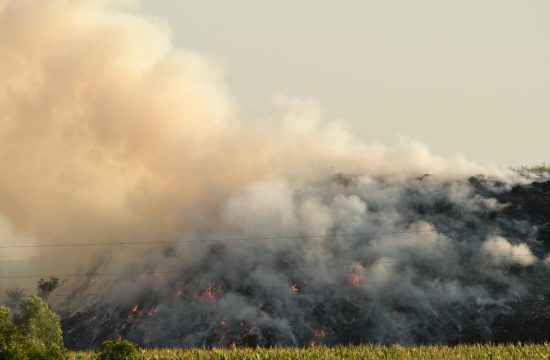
left=14, top=295, right=64, bottom=348
left=0, top=306, right=14, bottom=334
left=0, top=296, right=66, bottom=360
left=0, top=306, right=22, bottom=358
left=98, top=338, right=139, bottom=360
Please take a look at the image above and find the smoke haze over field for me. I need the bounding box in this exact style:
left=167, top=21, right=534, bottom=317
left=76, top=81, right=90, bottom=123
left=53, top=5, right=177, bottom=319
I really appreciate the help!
left=0, top=0, right=549, bottom=348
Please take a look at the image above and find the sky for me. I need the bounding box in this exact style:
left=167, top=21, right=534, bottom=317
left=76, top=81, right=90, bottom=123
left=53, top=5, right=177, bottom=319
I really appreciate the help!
left=137, top=1, right=550, bottom=166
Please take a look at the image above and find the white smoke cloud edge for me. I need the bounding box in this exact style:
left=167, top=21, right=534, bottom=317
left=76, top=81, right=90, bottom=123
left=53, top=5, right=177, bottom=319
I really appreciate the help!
left=1, top=0, right=549, bottom=348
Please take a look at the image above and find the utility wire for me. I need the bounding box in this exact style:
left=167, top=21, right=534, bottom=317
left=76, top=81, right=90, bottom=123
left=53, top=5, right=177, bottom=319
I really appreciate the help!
left=0, top=253, right=537, bottom=280
left=0, top=230, right=439, bottom=249
left=48, top=273, right=548, bottom=298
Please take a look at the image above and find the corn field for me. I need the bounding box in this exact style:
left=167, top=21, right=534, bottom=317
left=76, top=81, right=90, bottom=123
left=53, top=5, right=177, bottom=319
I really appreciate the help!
left=70, top=343, right=550, bottom=360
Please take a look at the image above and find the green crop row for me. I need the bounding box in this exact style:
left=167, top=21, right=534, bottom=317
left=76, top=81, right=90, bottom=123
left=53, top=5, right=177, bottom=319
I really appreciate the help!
left=70, top=343, right=550, bottom=360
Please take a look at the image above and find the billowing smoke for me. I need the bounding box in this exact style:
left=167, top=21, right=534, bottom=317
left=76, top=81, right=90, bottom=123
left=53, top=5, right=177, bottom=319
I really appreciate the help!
left=0, top=0, right=549, bottom=349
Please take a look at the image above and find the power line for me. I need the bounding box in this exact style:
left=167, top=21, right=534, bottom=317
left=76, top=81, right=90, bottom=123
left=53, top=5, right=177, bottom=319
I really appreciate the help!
left=0, top=263, right=351, bottom=279
left=0, top=230, right=438, bottom=249
left=0, top=253, right=537, bottom=280
left=48, top=273, right=547, bottom=298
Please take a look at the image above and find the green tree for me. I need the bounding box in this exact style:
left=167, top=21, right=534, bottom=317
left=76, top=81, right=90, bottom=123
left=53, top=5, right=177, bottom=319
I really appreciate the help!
left=0, top=297, right=66, bottom=359
left=0, top=306, right=15, bottom=348
left=37, top=276, right=60, bottom=301
left=14, top=295, right=63, bottom=348
left=0, top=305, right=27, bottom=359
left=0, top=306, right=13, bottom=332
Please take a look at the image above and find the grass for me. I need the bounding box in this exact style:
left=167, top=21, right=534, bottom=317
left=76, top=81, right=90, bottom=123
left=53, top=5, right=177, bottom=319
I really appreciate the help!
left=69, top=344, right=550, bottom=359
left=514, top=163, right=550, bottom=175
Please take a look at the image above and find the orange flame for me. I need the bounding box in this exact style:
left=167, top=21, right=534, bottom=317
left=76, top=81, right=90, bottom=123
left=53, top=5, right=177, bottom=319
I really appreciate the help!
left=202, top=283, right=216, bottom=303
left=128, top=305, right=140, bottom=318
left=349, top=262, right=362, bottom=288
left=309, top=327, right=326, bottom=347
left=291, top=283, right=300, bottom=293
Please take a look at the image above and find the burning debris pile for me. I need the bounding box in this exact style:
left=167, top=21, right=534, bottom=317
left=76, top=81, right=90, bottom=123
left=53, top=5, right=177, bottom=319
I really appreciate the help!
left=57, top=174, right=550, bottom=349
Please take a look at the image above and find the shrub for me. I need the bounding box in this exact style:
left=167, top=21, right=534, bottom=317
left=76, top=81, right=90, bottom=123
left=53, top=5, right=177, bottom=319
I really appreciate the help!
left=0, top=297, right=66, bottom=360
left=98, top=338, right=139, bottom=360
left=0, top=306, right=20, bottom=357
left=13, top=295, right=64, bottom=348
left=37, top=276, right=60, bottom=301
left=0, top=306, right=14, bottom=334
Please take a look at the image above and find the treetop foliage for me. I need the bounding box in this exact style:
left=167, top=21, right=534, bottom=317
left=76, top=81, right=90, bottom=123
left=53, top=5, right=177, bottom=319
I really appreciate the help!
left=0, top=295, right=66, bottom=360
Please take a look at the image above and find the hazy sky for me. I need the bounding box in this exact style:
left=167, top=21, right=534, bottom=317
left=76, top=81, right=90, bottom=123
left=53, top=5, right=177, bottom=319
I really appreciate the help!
left=139, top=1, right=550, bottom=166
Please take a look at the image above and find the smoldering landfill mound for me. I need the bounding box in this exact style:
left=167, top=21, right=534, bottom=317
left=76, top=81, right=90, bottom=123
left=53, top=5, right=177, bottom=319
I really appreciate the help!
left=57, top=174, right=550, bottom=348
left=0, top=0, right=550, bottom=349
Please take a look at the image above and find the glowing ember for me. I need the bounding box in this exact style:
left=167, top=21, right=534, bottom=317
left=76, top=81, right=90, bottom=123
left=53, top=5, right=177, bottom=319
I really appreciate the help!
left=349, top=262, right=362, bottom=288
left=128, top=304, right=142, bottom=318
left=350, top=273, right=360, bottom=288
left=220, top=315, right=228, bottom=326
left=201, top=283, right=216, bottom=303
left=309, top=327, right=326, bottom=347
left=291, top=283, right=300, bottom=293
left=174, top=289, right=184, bottom=298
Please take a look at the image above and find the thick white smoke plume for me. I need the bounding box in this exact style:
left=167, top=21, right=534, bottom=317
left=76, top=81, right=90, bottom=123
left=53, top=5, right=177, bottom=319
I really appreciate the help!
left=1, top=0, right=549, bottom=348
left=0, top=0, right=501, bottom=249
